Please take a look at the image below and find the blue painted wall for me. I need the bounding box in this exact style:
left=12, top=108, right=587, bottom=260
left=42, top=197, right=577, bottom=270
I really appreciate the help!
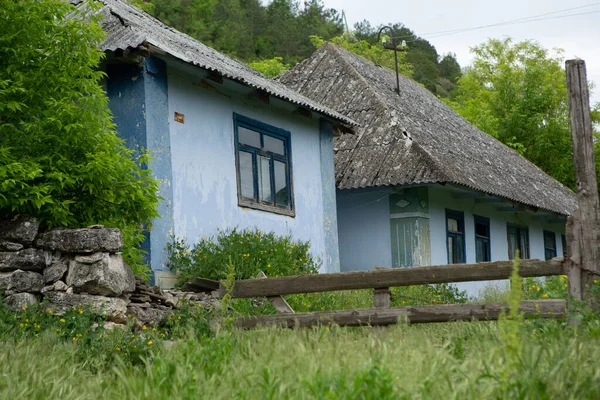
left=319, top=120, right=341, bottom=272
left=337, top=188, right=393, bottom=271
left=165, top=64, right=337, bottom=273
left=336, top=184, right=566, bottom=297
left=106, top=57, right=174, bottom=280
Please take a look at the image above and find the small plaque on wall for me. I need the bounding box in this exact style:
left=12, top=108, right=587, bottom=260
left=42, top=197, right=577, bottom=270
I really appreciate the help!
left=174, top=112, right=185, bottom=124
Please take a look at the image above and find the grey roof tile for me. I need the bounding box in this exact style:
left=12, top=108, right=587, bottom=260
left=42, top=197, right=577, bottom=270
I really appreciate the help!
left=279, top=43, right=576, bottom=215
left=71, top=0, right=357, bottom=127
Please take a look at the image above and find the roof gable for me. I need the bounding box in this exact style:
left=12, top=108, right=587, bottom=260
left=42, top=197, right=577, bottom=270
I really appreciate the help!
left=279, top=43, right=576, bottom=215
left=71, top=0, right=356, bottom=128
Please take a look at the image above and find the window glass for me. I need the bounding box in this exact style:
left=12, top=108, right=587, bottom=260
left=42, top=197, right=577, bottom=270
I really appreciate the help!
left=274, top=161, right=289, bottom=208
left=446, top=209, right=465, bottom=264
left=239, top=151, right=254, bottom=199
left=264, top=135, right=285, bottom=155
left=257, top=156, right=272, bottom=203
left=475, top=222, right=488, bottom=238
left=234, top=115, right=293, bottom=214
left=448, top=218, right=459, bottom=233
left=238, top=126, right=261, bottom=148
left=507, top=224, right=529, bottom=260
left=545, top=233, right=555, bottom=249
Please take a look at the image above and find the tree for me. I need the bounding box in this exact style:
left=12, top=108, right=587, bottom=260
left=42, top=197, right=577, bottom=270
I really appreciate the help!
left=448, top=38, right=600, bottom=190
left=0, top=0, right=159, bottom=275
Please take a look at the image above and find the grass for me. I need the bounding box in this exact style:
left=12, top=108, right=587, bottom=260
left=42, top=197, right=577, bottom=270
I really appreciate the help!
left=2, top=265, right=600, bottom=399
left=2, top=319, right=600, bottom=399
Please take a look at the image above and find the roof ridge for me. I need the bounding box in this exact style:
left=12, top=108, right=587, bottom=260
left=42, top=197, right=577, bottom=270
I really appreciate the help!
left=325, top=43, right=449, bottom=182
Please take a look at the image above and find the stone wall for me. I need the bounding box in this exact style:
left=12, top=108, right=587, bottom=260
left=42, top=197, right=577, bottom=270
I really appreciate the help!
left=0, top=215, right=134, bottom=321
left=0, top=215, right=217, bottom=325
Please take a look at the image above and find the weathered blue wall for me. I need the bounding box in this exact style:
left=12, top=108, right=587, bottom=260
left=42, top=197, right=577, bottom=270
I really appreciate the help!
left=319, top=120, right=341, bottom=272
left=166, top=64, right=337, bottom=272
left=106, top=57, right=174, bottom=281
left=337, top=188, right=393, bottom=271
left=336, top=184, right=566, bottom=297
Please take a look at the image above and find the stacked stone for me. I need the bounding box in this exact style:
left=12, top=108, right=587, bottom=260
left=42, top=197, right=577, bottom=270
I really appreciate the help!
left=0, top=215, right=47, bottom=309
left=0, top=216, right=135, bottom=322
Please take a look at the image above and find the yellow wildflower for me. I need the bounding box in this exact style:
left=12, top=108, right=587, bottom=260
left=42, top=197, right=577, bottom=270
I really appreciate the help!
left=115, top=347, right=121, bottom=351
left=142, top=325, right=147, bottom=330
left=541, top=293, right=549, bottom=299
left=60, top=318, right=65, bottom=323
left=21, top=306, right=26, bottom=311
left=79, top=310, right=83, bottom=314
left=72, top=337, right=78, bottom=342
left=148, top=340, right=153, bottom=346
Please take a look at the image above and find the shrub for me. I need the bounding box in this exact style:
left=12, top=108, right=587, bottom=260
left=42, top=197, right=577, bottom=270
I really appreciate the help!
left=0, top=0, right=160, bottom=276
left=167, top=227, right=320, bottom=282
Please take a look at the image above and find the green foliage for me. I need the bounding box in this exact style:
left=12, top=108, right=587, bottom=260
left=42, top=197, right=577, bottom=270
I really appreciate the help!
left=0, top=0, right=160, bottom=275
left=167, top=227, right=319, bottom=283
left=248, top=57, right=290, bottom=78
left=447, top=38, right=600, bottom=190
left=310, top=34, right=413, bottom=77
left=141, top=0, right=342, bottom=64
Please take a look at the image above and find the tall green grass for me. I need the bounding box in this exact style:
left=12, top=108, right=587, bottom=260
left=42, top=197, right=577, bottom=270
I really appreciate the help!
left=2, top=320, right=600, bottom=399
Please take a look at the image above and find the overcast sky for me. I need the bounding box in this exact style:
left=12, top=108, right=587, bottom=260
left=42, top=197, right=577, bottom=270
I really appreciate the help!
left=320, top=0, right=600, bottom=104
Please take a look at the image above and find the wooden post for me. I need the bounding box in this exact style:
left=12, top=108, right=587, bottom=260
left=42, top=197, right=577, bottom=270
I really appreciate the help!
left=373, top=288, right=390, bottom=308
left=565, top=59, right=600, bottom=310
left=256, top=271, right=295, bottom=314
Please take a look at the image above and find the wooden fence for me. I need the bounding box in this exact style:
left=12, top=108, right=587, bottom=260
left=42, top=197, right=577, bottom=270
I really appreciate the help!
left=198, top=60, right=599, bottom=330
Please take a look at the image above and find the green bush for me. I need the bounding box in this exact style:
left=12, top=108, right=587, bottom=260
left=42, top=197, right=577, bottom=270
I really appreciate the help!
left=167, top=227, right=320, bottom=282
left=0, top=0, right=160, bottom=276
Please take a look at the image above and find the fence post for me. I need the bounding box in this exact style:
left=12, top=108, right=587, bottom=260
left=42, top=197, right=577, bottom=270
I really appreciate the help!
left=565, top=59, right=600, bottom=312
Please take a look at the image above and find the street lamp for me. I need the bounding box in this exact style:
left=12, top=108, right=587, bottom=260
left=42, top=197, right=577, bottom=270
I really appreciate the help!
left=377, top=26, right=406, bottom=95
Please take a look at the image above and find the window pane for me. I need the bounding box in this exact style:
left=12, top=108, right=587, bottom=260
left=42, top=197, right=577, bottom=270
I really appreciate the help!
left=238, top=126, right=261, bottom=148
left=239, top=151, right=254, bottom=200
left=519, top=230, right=529, bottom=259
left=448, top=236, right=454, bottom=263
left=475, top=222, right=488, bottom=238
left=274, top=160, right=289, bottom=208
left=448, top=218, right=459, bottom=233
left=264, top=135, right=285, bottom=155
left=257, top=156, right=272, bottom=203
left=455, top=236, right=464, bottom=263
left=476, top=240, right=483, bottom=262
left=544, top=233, right=555, bottom=250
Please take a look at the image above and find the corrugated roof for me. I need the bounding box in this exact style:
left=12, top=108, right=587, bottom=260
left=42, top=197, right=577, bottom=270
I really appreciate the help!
left=70, top=0, right=357, bottom=128
left=279, top=43, right=577, bottom=215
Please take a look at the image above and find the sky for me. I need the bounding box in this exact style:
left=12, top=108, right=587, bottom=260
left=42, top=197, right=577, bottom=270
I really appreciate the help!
left=320, top=0, right=600, bottom=105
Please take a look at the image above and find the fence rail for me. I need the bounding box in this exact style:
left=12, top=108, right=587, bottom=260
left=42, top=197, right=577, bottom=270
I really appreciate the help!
left=230, top=300, right=566, bottom=329
left=212, top=258, right=565, bottom=299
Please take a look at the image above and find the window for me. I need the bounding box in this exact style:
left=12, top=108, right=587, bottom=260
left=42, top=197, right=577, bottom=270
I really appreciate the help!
left=446, top=209, right=465, bottom=264
left=544, top=230, right=557, bottom=260
left=507, top=224, right=529, bottom=260
left=562, top=234, right=567, bottom=257
left=233, top=114, right=293, bottom=216
left=474, top=216, right=491, bottom=262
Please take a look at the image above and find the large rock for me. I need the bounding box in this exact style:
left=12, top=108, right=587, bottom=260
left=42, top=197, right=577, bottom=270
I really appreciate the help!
left=66, top=253, right=135, bottom=296
left=41, top=280, right=69, bottom=294
left=4, top=292, right=39, bottom=310
left=0, top=249, right=50, bottom=272
left=44, top=291, right=127, bottom=322
left=0, top=215, right=40, bottom=245
left=0, top=240, right=23, bottom=252
left=44, top=258, right=68, bottom=284
left=127, top=303, right=172, bottom=326
left=36, top=227, right=122, bottom=253
left=6, top=270, right=44, bottom=293
left=0, top=272, right=11, bottom=292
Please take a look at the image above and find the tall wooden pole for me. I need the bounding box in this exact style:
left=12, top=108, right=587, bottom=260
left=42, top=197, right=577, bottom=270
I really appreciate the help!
left=565, top=59, right=600, bottom=309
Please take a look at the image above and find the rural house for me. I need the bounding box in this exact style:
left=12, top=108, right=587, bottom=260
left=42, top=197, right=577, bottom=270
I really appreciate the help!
left=73, top=0, right=357, bottom=285
left=279, top=43, right=577, bottom=293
